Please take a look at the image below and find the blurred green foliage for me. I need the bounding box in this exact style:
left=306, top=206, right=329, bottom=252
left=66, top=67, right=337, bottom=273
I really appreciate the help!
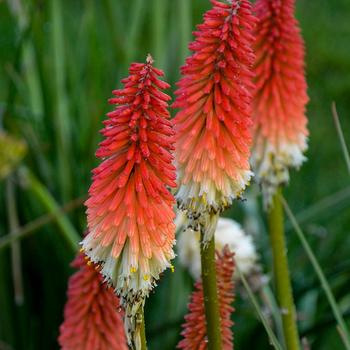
left=0, top=0, right=350, bottom=349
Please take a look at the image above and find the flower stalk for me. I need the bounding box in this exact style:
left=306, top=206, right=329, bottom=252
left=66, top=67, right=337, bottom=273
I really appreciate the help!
left=139, top=307, right=147, bottom=350
left=178, top=246, right=234, bottom=349
left=267, top=188, right=300, bottom=350
left=282, top=195, right=350, bottom=349
left=173, top=0, right=256, bottom=347
left=200, top=232, right=222, bottom=350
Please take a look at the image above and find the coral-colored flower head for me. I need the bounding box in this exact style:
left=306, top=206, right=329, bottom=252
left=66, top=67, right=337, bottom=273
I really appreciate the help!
left=251, top=0, right=309, bottom=206
left=58, top=253, right=127, bottom=350
left=173, top=0, right=256, bottom=241
left=82, top=55, right=176, bottom=303
left=178, top=246, right=235, bottom=350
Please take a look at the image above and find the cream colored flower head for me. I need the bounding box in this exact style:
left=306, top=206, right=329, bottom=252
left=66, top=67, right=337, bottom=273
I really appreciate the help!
left=177, top=216, right=258, bottom=279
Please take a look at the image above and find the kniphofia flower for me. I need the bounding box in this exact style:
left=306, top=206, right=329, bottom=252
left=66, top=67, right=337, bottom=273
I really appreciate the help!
left=173, top=0, right=256, bottom=241
left=178, top=247, right=235, bottom=349
left=58, top=253, right=127, bottom=350
left=82, top=55, right=176, bottom=305
left=251, top=0, right=308, bottom=206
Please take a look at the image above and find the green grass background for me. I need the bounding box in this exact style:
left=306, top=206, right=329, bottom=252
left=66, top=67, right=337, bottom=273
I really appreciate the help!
left=0, top=0, right=350, bottom=349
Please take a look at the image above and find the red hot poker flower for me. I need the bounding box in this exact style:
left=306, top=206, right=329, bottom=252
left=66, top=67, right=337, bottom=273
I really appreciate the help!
left=178, top=247, right=235, bottom=350
left=251, top=0, right=309, bottom=206
left=173, top=0, right=256, bottom=241
left=82, top=55, right=176, bottom=304
left=58, top=253, right=127, bottom=350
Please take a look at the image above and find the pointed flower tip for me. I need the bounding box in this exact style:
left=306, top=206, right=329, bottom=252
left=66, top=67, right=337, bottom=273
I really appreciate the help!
left=59, top=253, right=127, bottom=350
left=174, top=0, right=256, bottom=238
left=177, top=245, right=235, bottom=350
left=146, top=53, right=154, bottom=64
left=82, top=58, right=176, bottom=307
left=251, top=0, right=309, bottom=208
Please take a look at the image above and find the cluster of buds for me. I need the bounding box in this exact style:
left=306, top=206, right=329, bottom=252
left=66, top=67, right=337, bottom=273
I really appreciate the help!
left=58, top=253, right=127, bottom=350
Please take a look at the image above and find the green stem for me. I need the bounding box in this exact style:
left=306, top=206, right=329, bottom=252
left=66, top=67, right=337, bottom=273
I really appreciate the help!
left=200, top=232, right=222, bottom=350
left=281, top=196, right=350, bottom=350
left=140, top=307, right=147, bottom=350
left=268, top=188, right=300, bottom=350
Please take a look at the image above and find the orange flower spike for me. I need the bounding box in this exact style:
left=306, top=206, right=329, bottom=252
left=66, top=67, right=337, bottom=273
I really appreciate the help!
left=58, top=253, right=127, bottom=350
left=82, top=55, right=176, bottom=302
left=178, top=247, right=235, bottom=350
left=251, top=0, right=309, bottom=206
left=173, top=0, right=256, bottom=241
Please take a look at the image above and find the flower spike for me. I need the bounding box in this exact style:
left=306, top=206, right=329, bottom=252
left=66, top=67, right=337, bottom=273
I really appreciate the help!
left=82, top=55, right=176, bottom=309
left=251, top=0, right=309, bottom=207
left=178, top=246, right=235, bottom=350
left=173, top=0, right=256, bottom=242
left=58, top=253, right=127, bottom=350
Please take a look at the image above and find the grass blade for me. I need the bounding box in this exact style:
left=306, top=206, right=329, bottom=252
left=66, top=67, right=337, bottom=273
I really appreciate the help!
left=103, top=0, right=126, bottom=60
left=50, top=0, right=72, bottom=201
left=125, top=0, right=146, bottom=62
left=0, top=196, right=83, bottom=251
left=281, top=195, right=350, bottom=350
left=260, top=284, right=285, bottom=345
left=285, top=186, right=350, bottom=231
left=332, top=102, right=350, bottom=175
left=152, top=0, right=167, bottom=68
left=178, top=0, right=191, bottom=62
left=19, top=167, right=80, bottom=252
left=7, top=0, right=44, bottom=122
left=2, top=4, right=31, bottom=128
left=238, top=267, right=284, bottom=350
left=6, top=177, right=24, bottom=305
